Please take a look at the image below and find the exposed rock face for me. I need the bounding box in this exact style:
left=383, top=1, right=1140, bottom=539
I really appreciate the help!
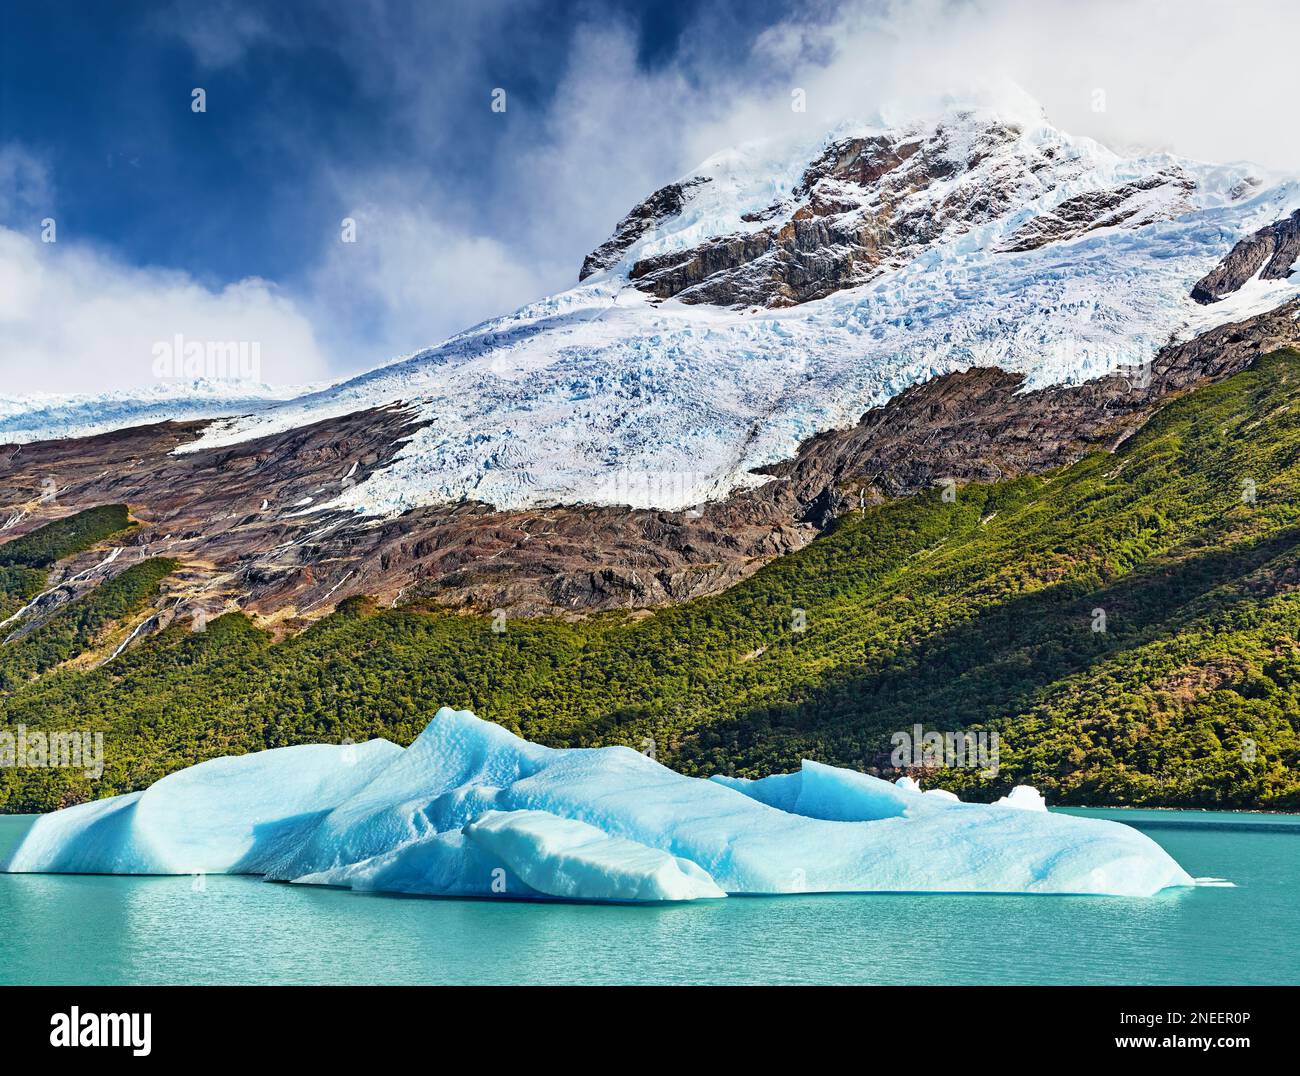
left=0, top=404, right=810, bottom=626
left=578, top=178, right=711, bottom=281
left=1191, top=210, right=1300, bottom=303
left=589, top=116, right=1194, bottom=308
left=624, top=123, right=1018, bottom=307
left=4, top=301, right=1296, bottom=634
left=998, top=173, right=1193, bottom=253
left=0, top=406, right=424, bottom=634
left=262, top=498, right=807, bottom=617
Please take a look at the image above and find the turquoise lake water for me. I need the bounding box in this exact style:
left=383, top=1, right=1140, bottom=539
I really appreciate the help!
left=1, top=808, right=1296, bottom=985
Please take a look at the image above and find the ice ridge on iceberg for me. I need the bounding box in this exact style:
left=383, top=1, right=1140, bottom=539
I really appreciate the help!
left=2, top=708, right=1194, bottom=901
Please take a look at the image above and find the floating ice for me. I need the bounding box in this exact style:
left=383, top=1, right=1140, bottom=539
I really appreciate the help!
left=464, top=810, right=727, bottom=902
left=995, top=785, right=1049, bottom=812
left=3, top=739, right=403, bottom=875
left=3, top=708, right=1195, bottom=901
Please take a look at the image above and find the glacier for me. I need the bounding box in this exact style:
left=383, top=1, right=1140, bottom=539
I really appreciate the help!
left=2, top=707, right=1194, bottom=901
left=0, top=377, right=312, bottom=446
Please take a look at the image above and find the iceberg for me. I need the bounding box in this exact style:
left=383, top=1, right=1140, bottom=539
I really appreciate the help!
left=994, top=785, right=1049, bottom=812
left=463, top=810, right=727, bottom=902
left=2, top=739, right=403, bottom=875
left=2, top=708, right=1194, bottom=901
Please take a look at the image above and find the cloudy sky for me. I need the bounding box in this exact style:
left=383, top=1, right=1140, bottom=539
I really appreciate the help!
left=2, top=0, right=1298, bottom=397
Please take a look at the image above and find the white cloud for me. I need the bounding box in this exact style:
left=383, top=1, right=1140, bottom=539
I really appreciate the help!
left=508, top=24, right=703, bottom=267
left=305, top=185, right=566, bottom=362
left=161, top=0, right=276, bottom=70
left=0, top=144, right=52, bottom=222
left=709, top=0, right=1300, bottom=172
left=0, top=226, right=331, bottom=397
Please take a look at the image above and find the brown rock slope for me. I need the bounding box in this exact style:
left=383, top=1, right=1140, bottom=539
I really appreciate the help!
left=2, top=301, right=1298, bottom=631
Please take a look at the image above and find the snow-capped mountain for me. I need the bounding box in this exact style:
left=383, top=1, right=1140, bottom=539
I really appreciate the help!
left=6, top=100, right=1300, bottom=523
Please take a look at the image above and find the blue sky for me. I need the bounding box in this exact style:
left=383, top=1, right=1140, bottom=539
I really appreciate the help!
left=2, top=0, right=797, bottom=286
left=1, top=0, right=820, bottom=392
left=3, top=0, right=1298, bottom=397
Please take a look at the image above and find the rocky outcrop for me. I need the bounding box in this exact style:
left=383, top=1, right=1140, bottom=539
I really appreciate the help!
left=592, top=116, right=1193, bottom=309
left=623, top=123, right=1016, bottom=307
left=998, top=173, right=1193, bottom=253
left=578, top=178, right=711, bottom=281
left=1191, top=210, right=1300, bottom=303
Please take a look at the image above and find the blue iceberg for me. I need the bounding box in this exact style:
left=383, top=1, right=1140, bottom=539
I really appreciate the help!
left=2, top=708, right=1194, bottom=900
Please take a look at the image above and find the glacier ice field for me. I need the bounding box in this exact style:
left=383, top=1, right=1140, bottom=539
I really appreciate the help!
left=2, top=708, right=1194, bottom=901
left=5, top=104, right=1300, bottom=521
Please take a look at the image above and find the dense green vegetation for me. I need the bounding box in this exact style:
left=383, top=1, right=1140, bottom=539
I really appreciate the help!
left=2, top=355, right=1299, bottom=812
left=0, top=558, right=176, bottom=692
left=0, top=564, right=45, bottom=624
left=0, top=506, right=134, bottom=623
left=0, top=505, right=132, bottom=568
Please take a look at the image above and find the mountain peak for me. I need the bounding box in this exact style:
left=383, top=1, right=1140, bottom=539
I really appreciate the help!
left=578, top=106, right=1213, bottom=308
left=5, top=110, right=1300, bottom=526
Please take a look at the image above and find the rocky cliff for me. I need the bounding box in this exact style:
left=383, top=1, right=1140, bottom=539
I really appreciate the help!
left=1191, top=209, right=1300, bottom=303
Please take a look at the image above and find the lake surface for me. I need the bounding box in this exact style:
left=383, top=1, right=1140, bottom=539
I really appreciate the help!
left=2, top=808, right=1296, bottom=985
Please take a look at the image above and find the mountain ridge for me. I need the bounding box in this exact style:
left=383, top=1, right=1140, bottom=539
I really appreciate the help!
left=5, top=104, right=1300, bottom=517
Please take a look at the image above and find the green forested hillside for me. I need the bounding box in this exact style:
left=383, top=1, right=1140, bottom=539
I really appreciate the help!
left=2, top=354, right=1299, bottom=812
left=0, top=504, right=133, bottom=622
left=0, top=558, right=176, bottom=691
left=0, top=504, right=131, bottom=568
